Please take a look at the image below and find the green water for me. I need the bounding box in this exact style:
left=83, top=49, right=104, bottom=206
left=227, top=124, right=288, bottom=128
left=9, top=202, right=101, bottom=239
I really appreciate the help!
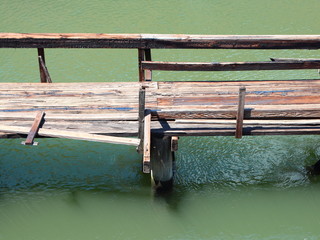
left=1, top=0, right=320, bottom=239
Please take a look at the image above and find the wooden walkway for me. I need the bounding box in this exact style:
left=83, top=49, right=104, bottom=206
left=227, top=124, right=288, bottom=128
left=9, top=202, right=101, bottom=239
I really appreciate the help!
left=1, top=80, right=320, bottom=139
left=1, top=33, right=320, bottom=188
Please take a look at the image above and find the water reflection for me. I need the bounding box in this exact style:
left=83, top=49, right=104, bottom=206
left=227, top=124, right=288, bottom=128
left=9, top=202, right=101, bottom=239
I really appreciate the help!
left=1, top=135, right=320, bottom=194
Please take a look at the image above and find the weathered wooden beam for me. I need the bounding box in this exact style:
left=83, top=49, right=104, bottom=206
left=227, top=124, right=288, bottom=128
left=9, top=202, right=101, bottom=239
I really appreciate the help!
left=0, top=124, right=140, bottom=146
left=1, top=33, right=320, bottom=49
left=38, top=55, right=52, bottom=83
left=152, top=124, right=320, bottom=136
left=141, top=60, right=320, bottom=71
left=270, top=58, right=320, bottom=62
left=138, top=49, right=152, bottom=81
left=138, top=86, right=146, bottom=152
left=235, top=87, right=246, bottom=138
left=21, top=111, right=45, bottom=145
left=175, top=119, right=320, bottom=125
left=0, top=113, right=138, bottom=121
left=151, top=109, right=320, bottom=120
left=143, top=110, right=151, bottom=173
left=144, top=49, right=152, bottom=81
left=138, top=49, right=145, bottom=82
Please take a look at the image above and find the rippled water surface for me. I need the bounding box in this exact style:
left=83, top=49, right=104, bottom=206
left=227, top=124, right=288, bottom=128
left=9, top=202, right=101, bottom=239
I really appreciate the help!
left=1, top=0, right=320, bottom=239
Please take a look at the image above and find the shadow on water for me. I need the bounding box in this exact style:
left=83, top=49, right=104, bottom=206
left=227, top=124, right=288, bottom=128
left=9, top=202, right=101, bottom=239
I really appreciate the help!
left=0, top=138, right=150, bottom=191
left=1, top=135, right=320, bottom=211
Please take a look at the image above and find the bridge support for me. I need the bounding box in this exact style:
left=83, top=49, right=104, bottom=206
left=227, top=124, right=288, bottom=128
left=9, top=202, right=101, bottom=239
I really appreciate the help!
left=150, top=135, right=174, bottom=190
left=307, top=160, right=320, bottom=175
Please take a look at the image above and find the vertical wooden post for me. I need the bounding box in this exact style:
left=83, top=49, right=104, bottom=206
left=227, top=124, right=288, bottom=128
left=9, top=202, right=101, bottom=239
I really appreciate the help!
left=138, top=49, right=152, bottom=82
left=143, top=109, right=151, bottom=173
left=235, top=86, right=246, bottom=138
left=144, top=49, right=152, bottom=81
left=138, top=49, right=145, bottom=82
left=138, top=86, right=146, bottom=153
left=151, top=135, right=174, bottom=190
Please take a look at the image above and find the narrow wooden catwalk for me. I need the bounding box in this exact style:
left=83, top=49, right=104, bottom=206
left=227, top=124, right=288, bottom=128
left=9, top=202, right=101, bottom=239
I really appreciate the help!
left=1, top=33, right=320, bottom=188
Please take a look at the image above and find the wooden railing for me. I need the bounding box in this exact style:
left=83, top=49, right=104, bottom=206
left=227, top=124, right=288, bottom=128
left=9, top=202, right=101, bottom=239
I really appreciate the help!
left=0, top=33, right=320, bottom=82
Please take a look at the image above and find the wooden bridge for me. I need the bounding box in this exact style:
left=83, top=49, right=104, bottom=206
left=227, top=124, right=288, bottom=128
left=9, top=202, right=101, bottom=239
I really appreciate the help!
left=1, top=33, right=320, bottom=188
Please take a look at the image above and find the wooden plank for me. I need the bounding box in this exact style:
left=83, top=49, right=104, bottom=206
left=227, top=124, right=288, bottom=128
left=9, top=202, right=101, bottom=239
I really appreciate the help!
left=0, top=80, right=317, bottom=92
left=175, top=119, right=320, bottom=125
left=154, top=127, right=320, bottom=136
left=157, top=79, right=320, bottom=87
left=1, top=33, right=320, bottom=49
left=141, top=60, right=320, bottom=71
left=156, top=95, right=320, bottom=106
left=0, top=124, right=140, bottom=146
left=236, top=87, right=246, bottom=138
left=143, top=110, right=151, bottom=173
left=152, top=109, right=320, bottom=120
left=150, top=121, right=320, bottom=136
left=22, top=111, right=45, bottom=145
left=0, top=112, right=138, bottom=121
left=0, top=120, right=139, bottom=137
left=270, top=58, right=320, bottom=62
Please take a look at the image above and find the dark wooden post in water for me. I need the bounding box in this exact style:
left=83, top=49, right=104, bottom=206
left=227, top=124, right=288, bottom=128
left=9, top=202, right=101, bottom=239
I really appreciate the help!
left=151, top=135, right=174, bottom=189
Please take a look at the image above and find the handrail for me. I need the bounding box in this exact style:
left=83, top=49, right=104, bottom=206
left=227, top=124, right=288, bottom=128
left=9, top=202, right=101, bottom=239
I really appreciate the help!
left=1, top=33, right=320, bottom=82
left=1, top=33, right=320, bottom=49
left=141, top=60, right=320, bottom=72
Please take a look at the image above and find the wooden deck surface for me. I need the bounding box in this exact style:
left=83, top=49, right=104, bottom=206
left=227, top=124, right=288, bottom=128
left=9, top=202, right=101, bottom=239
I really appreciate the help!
left=1, top=80, right=320, bottom=139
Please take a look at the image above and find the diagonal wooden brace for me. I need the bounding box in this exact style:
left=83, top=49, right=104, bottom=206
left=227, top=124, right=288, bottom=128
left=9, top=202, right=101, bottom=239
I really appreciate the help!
left=21, top=111, right=45, bottom=145
left=235, top=86, right=246, bottom=138
left=38, top=48, right=52, bottom=83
